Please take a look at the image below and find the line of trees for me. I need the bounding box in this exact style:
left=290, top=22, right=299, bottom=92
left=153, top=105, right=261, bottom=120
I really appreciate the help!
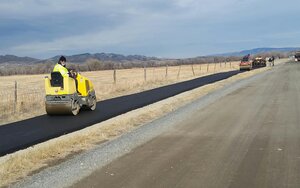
left=0, top=52, right=291, bottom=76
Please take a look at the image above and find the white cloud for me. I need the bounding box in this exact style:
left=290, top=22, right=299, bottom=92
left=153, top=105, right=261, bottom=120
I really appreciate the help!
left=11, top=13, right=162, bottom=55
left=0, top=0, right=127, bottom=19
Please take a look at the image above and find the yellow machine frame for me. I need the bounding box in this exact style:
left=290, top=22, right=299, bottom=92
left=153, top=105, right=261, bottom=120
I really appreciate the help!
left=76, top=74, right=95, bottom=97
left=45, top=76, right=77, bottom=95
left=45, top=72, right=97, bottom=115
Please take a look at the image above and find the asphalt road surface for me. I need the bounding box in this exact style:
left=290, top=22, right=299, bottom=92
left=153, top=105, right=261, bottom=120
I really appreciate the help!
left=0, top=70, right=239, bottom=156
left=73, top=62, right=300, bottom=188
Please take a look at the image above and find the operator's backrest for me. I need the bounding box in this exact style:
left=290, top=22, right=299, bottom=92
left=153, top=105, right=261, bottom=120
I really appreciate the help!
left=50, top=72, right=64, bottom=88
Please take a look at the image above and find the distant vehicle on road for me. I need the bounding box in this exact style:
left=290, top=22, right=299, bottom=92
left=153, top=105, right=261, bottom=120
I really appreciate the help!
left=294, top=51, right=300, bottom=62
left=240, top=54, right=252, bottom=71
left=252, top=57, right=266, bottom=67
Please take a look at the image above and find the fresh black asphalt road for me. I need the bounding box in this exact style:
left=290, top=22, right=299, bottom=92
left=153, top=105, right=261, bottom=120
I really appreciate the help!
left=0, top=70, right=239, bottom=156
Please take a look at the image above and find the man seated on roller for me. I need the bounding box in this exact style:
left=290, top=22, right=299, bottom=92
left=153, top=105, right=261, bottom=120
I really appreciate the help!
left=53, top=56, right=80, bottom=94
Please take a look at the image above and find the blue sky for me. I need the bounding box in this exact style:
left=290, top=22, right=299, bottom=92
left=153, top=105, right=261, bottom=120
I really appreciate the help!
left=0, top=0, right=299, bottom=59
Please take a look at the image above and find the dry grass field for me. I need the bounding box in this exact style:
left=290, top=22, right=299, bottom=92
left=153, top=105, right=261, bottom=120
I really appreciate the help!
left=0, top=62, right=239, bottom=125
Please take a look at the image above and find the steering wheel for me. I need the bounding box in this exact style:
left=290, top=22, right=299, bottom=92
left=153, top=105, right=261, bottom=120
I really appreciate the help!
left=69, top=69, right=78, bottom=79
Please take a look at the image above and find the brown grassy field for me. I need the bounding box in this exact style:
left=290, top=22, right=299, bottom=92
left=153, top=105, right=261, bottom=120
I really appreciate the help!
left=0, top=62, right=239, bottom=125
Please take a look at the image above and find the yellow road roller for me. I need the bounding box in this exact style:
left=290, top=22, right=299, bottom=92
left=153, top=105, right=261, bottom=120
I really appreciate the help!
left=44, top=71, right=96, bottom=115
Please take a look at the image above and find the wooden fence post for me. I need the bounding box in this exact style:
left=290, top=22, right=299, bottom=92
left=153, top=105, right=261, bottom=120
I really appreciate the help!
left=199, top=64, right=202, bottom=74
left=144, top=66, right=147, bottom=81
left=191, top=64, right=195, bottom=76
left=113, top=69, right=116, bottom=84
left=14, top=81, right=17, bottom=113
left=165, top=65, right=168, bottom=78
left=214, top=63, right=216, bottom=72
left=177, top=65, right=181, bottom=79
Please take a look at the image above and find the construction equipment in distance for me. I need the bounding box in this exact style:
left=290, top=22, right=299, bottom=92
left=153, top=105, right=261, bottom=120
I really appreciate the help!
left=252, top=57, right=266, bottom=67
left=240, top=55, right=267, bottom=71
left=294, top=51, right=300, bottom=62
left=239, top=55, right=252, bottom=71
left=44, top=71, right=97, bottom=115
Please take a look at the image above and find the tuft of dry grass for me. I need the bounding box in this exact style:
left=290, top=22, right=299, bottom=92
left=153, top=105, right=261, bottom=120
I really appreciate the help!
left=0, top=60, right=289, bottom=187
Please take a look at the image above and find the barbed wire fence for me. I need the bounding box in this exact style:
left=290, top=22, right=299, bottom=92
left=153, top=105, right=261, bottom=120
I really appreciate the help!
left=0, top=62, right=239, bottom=121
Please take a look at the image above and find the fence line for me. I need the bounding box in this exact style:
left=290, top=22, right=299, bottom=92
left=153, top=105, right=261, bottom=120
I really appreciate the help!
left=0, top=62, right=239, bottom=119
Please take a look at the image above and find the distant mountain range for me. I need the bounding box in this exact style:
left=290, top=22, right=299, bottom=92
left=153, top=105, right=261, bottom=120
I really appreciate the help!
left=48, top=53, right=160, bottom=64
left=0, top=55, right=39, bottom=64
left=0, top=47, right=299, bottom=64
left=214, top=47, right=300, bottom=57
left=0, top=53, right=160, bottom=65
